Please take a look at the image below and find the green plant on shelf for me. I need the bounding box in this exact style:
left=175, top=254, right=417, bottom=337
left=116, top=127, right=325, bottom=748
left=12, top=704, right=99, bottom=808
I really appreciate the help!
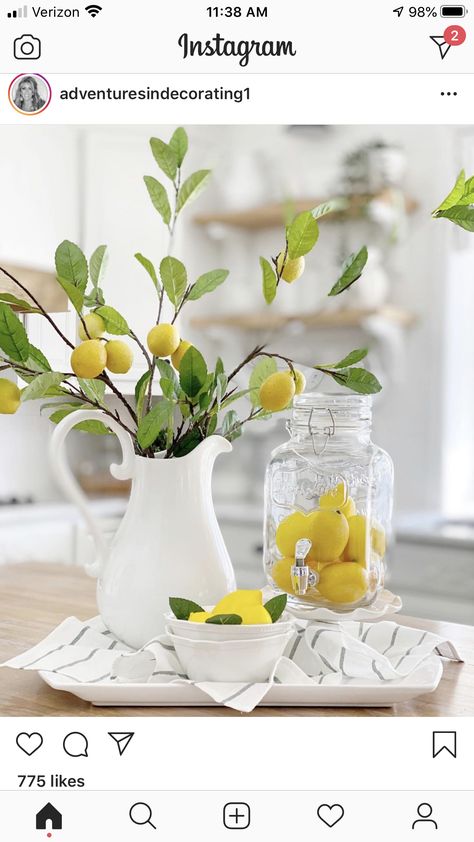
left=0, top=127, right=381, bottom=458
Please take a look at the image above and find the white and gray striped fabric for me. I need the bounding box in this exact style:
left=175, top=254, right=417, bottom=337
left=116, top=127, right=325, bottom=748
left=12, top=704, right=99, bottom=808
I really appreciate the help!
left=2, top=617, right=462, bottom=713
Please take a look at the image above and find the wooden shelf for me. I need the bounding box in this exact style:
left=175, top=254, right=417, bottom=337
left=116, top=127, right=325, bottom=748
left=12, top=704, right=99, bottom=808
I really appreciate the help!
left=190, top=305, right=417, bottom=332
left=0, top=264, right=68, bottom=313
left=194, top=191, right=418, bottom=231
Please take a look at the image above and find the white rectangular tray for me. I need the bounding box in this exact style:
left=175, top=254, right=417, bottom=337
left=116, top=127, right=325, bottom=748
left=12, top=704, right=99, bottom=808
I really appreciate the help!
left=40, top=658, right=442, bottom=708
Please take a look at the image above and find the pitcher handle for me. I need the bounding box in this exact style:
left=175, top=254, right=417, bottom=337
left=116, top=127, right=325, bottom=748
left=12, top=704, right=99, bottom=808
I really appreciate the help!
left=49, top=409, right=135, bottom=578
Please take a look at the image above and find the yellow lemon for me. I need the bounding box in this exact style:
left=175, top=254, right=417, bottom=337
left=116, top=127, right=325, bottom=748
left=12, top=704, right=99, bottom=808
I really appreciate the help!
left=318, top=561, right=368, bottom=604
left=0, top=378, right=21, bottom=414
left=147, top=323, right=180, bottom=357
left=371, top=522, right=386, bottom=558
left=293, top=369, right=306, bottom=395
left=189, top=611, right=213, bottom=623
left=271, top=557, right=295, bottom=594
left=71, top=340, right=107, bottom=379
left=212, top=589, right=262, bottom=615
left=171, top=340, right=193, bottom=371
left=308, top=509, right=349, bottom=563
left=78, top=312, right=105, bottom=341
left=320, top=482, right=356, bottom=518
left=259, top=371, right=296, bottom=412
left=276, top=511, right=316, bottom=559
left=343, top=514, right=371, bottom=567
left=276, top=252, right=305, bottom=283
left=106, top=340, right=133, bottom=374
left=239, top=605, right=272, bottom=625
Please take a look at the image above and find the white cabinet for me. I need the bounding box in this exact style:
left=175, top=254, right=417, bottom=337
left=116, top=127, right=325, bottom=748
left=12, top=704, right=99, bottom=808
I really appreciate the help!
left=82, top=128, right=175, bottom=392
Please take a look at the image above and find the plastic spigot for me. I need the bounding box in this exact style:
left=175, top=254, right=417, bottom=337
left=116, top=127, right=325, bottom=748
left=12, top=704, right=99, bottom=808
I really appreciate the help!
left=291, top=538, right=318, bottom=595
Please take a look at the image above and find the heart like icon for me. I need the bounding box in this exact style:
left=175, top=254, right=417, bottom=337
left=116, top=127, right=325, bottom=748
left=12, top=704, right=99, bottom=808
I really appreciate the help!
left=16, top=732, right=43, bottom=756
left=317, top=803, right=345, bottom=828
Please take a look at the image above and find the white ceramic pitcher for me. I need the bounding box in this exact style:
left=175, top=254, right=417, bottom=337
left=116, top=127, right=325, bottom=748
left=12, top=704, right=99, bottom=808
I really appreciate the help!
left=49, top=410, right=237, bottom=648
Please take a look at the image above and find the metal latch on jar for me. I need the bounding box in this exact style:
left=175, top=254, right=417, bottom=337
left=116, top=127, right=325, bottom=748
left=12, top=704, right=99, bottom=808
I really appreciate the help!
left=291, top=538, right=318, bottom=596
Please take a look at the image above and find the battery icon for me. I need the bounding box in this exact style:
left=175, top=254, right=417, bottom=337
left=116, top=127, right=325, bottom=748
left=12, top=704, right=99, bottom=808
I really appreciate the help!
left=440, top=5, right=466, bottom=15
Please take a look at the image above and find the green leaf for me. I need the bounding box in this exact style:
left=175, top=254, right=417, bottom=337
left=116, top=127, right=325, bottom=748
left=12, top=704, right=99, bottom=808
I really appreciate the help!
left=77, top=377, right=106, bottom=405
left=89, top=245, right=108, bottom=288
left=187, top=269, right=229, bottom=301
left=137, top=399, right=173, bottom=451
left=215, top=357, right=225, bottom=377
left=205, top=614, right=243, bottom=625
left=94, top=305, right=129, bottom=335
left=264, top=593, right=288, bottom=623
left=74, top=418, right=111, bottom=435
left=172, top=427, right=204, bottom=457
left=0, top=303, right=29, bottom=362
left=434, top=205, right=474, bottom=232
left=287, top=211, right=319, bottom=259
left=135, top=253, right=161, bottom=291
left=159, top=257, right=187, bottom=308
left=56, top=278, right=84, bottom=314
left=169, top=597, right=205, bottom=620
left=176, top=170, right=211, bottom=213
left=21, top=371, right=65, bottom=402
left=169, top=127, right=188, bottom=167
left=143, top=176, right=172, bottom=226
left=220, top=388, right=253, bottom=410
left=248, top=357, right=277, bottom=406
left=456, top=175, right=474, bottom=206
left=260, top=257, right=277, bottom=305
left=221, top=409, right=241, bottom=441
left=311, top=198, right=349, bottom=220
left=26, top=345, right=51, bottom=373
left=433, top=169, right=465, bottom=214
left=324, top=348, right=369, bottom=369
left=134, top=370, right=151, bottom=419
left=328, top=246, right=368, bottom=297
left=0, top=293, right=41, bottom=314
left=179, top=346, right=207, bottom=398
left=150, top=137, right=178, bottom=181
left=155, top=358, right=179, bottom=392
left=330, top=367, right=382, bottom=394
left=55, top=241, right=88, bottom=308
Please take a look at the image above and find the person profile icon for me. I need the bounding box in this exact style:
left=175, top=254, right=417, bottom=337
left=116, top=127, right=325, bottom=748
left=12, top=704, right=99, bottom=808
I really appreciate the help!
left=412, top=803, right=438, bottom=830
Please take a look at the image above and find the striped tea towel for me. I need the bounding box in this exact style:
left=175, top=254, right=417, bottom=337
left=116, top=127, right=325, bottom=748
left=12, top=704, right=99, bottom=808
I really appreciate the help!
left=1, top=617, right=462, bottom=713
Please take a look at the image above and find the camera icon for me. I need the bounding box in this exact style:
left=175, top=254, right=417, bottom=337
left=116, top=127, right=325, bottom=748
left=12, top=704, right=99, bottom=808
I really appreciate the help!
left=13, top=34, right=41, bottom=60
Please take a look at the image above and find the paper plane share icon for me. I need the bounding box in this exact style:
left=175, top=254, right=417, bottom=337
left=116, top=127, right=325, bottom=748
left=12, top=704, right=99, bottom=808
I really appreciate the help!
left=430, top=35, right=451, bottom=58
left=108, top=731, right=135, bottom=756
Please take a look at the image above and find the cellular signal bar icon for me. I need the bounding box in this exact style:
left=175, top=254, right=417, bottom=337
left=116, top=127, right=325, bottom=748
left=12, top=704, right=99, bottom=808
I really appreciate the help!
left=8, top=4, right=28, bottom=17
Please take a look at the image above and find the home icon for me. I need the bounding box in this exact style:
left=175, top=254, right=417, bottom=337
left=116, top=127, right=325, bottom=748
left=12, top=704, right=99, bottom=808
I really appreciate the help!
left=36, top=803, right=62, bottom=830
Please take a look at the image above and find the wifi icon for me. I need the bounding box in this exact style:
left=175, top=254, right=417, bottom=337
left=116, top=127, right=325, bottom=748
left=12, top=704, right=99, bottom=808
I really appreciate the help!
left=85, top=3, right=102, bottom=16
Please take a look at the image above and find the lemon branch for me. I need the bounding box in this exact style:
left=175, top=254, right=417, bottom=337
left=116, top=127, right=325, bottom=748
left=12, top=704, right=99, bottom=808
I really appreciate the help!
left=0, top=265, right=75, bottom=350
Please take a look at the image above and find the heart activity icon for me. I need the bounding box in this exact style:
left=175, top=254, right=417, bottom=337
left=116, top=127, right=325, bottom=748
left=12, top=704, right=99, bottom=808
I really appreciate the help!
left=317, top=803, right=345, bottom=827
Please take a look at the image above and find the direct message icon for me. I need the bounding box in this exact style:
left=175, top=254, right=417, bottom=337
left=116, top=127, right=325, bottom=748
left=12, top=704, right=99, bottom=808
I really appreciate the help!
left=432, top=730, right=457, bottom=758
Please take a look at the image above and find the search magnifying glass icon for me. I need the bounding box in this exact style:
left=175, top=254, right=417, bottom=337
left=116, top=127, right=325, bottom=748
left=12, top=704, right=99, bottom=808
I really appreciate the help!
left=129, top=802, right=157, bottom=830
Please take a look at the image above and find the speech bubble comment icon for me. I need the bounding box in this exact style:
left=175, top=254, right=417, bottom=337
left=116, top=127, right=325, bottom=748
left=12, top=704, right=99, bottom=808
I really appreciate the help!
left=63, top=731, right=89, bottom=758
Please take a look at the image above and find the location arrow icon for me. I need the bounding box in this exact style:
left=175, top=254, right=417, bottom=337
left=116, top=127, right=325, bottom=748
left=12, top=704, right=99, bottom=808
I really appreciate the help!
left=108, top=731, right=134, bottom=756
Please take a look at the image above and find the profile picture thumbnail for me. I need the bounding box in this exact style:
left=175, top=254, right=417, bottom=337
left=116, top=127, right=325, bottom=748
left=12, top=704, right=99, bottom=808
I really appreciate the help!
left=8, top=73, right=51, bottom=115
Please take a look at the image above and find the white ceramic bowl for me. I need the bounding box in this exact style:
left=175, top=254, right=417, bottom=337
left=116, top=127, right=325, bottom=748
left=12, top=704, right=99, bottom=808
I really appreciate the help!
left=168, top=629, right=294, bottom=683
left=165, top=610, right=294, bottom=641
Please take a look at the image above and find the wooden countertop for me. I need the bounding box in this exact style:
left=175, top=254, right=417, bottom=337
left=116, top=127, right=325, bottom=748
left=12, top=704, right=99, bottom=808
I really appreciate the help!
left=1, top=563, right=473, bottom=717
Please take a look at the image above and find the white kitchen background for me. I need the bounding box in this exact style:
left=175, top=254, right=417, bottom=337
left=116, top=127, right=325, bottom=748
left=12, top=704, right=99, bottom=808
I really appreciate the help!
left=0, top=124, right=472, bottom=624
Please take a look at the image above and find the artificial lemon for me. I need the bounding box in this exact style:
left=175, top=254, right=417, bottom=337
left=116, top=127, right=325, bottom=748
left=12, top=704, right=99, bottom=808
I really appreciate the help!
left=171, top=340, right=193, bottom=371
left=276, top=252, right=305, bottom=283
left=344, top=514, right=370, bottom=567
left=371, top=522, right=386, bottom=558
left=319, top=482, right=356, bottom=519
left=318, top=561, right=368, bottom=604
left=276, top=511, right=316, bottom=559
left=293, top=369, right=306, bottom=395
left=105, top=340, right=133, bottom=374
left=271, top=557, right=295, bottom=594
left=0, top=378, right=21, bottom=414
left=239, top=605, right=272, bottom=625
left=259, top=371, right=296, bottom=412
left=189, top=611, right=213, bottom=623
left=147, top=323, right=180, bottom=357
left=308, top=509, right=349, bottom=563
left=212, top=589, right=263, bottom=615
left=78, top=312, right=105, bottom=341
left=70, top=339, right=107, bottom=379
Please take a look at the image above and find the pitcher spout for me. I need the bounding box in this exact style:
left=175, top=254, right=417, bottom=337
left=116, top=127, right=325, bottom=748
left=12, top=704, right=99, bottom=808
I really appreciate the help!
left=189, top=435, right=233, bottom=465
